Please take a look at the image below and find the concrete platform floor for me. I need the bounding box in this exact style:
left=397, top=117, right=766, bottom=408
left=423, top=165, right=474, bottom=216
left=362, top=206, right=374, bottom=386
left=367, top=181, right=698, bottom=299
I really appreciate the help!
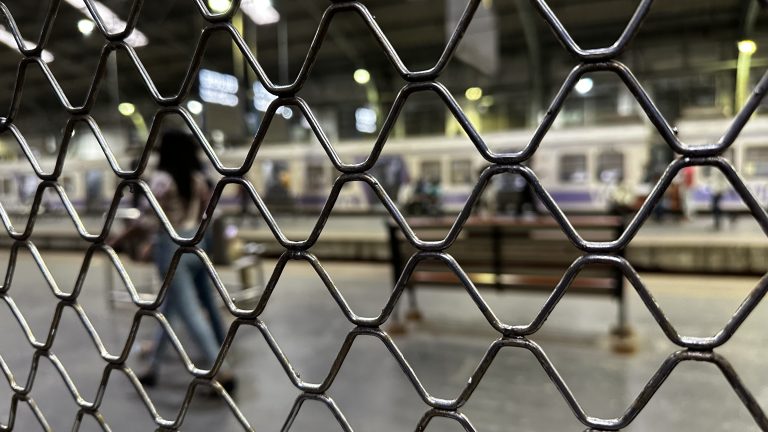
left=0, top=251, right=766, bottom=431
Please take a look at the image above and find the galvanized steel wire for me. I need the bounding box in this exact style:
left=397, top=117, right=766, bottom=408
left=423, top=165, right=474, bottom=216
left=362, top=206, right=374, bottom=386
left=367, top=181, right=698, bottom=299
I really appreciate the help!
left=0, top=0, right=767, bottom=430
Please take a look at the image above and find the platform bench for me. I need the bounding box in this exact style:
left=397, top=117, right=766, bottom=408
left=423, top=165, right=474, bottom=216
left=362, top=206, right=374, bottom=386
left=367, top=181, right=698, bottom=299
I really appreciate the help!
left=387, top=216, right=629, bottom=337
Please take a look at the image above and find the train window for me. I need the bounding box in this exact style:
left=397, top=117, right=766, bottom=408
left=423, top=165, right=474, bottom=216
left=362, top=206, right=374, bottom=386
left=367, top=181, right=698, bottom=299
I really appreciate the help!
left=450, top=159, right=473, bottom=185
left=559, top=154, right=587, bottom=183
left=305, top=163, right=326, bottom=193
left=596, top=151, right=624, bottom=183
left=744, top=147, right=768, bottom=177
left=420, top=160, right=442, bottom=183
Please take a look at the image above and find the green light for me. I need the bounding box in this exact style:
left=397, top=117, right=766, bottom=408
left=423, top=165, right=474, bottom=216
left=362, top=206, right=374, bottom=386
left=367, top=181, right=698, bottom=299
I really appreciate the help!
left=354, top=69, right=371, bottom=85
left=465, top=87, right=483, bottom=101
left=208, top=0, right=231, bottom=13
left=118, top=102, right=136, bottom=116
left=738, top=40, right=757, bottom=55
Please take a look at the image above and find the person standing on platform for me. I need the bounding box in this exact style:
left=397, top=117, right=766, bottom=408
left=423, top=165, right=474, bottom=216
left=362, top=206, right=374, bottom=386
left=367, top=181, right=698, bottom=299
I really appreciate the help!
left=710, top=172, right=728, bottom=231
left=514, top=179, right=537, bottom=217
left=135, top=130, right=235, bottom=392
left=680, top=166, right=696, bottom=221
left=514, top=159, right=539, bottom=217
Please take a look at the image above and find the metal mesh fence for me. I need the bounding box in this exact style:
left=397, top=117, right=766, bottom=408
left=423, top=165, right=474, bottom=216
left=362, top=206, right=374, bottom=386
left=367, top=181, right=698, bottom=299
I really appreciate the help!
left=0, top=0, right=767, bottom=430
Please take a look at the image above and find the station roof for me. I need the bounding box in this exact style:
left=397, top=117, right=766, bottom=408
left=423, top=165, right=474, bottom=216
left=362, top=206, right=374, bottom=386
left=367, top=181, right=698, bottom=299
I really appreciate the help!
left=0, top=0, right=762, bottom=136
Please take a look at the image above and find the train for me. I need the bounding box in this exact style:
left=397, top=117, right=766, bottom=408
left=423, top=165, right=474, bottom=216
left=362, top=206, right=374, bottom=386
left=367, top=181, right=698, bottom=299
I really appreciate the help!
left=2, top=116, right=768, bottom=217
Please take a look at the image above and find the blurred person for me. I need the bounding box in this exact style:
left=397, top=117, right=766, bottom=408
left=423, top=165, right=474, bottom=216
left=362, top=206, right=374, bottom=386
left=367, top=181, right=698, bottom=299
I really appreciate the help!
left=513, top=160, right=539, bottom=217
left=710, top=172, right=728, bottom=231
left=406, top=178, right=430, bottom=215
left=425, top=176, right=443, bottom=216
left=647, top=166, right=666, bottom=222
left=237, top=186, right=259, bottom=226
left=514, top=179, right=538, bottom=217
left=264, top=164, right=294, bottom=211
left=117, top=130, right=234, bottom=391
left=679, top=166, right=696, bottom=221
left=407, top=176, right=442, bottom=216
left=494, top=175, right=518, bottom=215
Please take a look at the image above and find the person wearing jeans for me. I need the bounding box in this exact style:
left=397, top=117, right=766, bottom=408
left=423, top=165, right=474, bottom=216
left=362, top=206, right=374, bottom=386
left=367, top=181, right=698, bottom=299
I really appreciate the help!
left=136, top=130, right=235, bottom=392
left=143, top=230, right=227, bottom=379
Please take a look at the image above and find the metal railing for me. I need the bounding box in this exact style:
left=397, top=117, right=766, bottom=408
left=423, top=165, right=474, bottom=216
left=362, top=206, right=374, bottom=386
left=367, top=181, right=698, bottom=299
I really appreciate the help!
left=1, top=0, right=768, bottom=430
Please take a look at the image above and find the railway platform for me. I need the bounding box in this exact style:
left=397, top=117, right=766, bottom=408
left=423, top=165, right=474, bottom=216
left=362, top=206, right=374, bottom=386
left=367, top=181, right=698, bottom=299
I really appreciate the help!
left=0, top=250, right=765, bottom=431
left=6, top=212, right=763, bottom=275
left=224, top=214, right=768, bottom=275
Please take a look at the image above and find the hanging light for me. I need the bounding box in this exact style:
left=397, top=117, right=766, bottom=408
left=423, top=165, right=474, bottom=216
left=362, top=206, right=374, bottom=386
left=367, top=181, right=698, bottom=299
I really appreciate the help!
left=575, top=78, right=594, bottom=95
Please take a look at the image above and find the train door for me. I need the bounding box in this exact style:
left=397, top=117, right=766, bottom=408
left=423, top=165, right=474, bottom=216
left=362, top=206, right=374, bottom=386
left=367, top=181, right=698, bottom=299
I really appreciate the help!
left=408, top=158, right=443, bottom=215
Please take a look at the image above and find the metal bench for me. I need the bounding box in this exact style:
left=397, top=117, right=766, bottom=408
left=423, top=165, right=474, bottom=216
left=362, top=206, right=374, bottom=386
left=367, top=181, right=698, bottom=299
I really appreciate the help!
left=387, top=216, right=629, bottom=341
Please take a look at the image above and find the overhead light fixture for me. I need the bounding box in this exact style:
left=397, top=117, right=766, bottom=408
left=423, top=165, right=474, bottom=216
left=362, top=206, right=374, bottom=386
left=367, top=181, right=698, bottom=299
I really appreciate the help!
left=64, top=0, right=149, bottom=47
left=353, top=69, right=371, bottom=85
left=199, top=69, right=239, bottom=93
left=738, top=40, right=757, bottom=55
left=118, top=102, right=136, bottom=116
left=277, top=106, right=293, bottom=120
left=241, top=0, right=280, bottom=25
left=208, top=0, right=231, bottom=13
left=253, top=81, right=276, bottom=112
left=200, top=88, right=238, bottom=107
left=575, top=77, right=594, bottom=95
left=465, top=87, right=483, bottom=101
left=199, top=69, right=239, bottom=107
left=0, top=26, right=54, bottom=62
left=77, top=19, right=95, bottom=36
left=207, top=0, right=279, bottom=25
left=186, top=100, right=204, bottom=115
left=355, top=107, right=377, bottom=134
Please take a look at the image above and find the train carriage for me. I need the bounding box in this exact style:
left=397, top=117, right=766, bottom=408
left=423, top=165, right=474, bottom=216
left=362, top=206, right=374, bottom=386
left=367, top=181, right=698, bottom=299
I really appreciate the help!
left=4, top=117, right=768, bottom=217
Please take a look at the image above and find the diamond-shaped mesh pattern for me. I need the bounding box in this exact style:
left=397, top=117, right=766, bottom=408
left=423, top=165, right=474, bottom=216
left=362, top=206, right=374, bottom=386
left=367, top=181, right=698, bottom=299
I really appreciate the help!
left=0, top=0, right=768, bottom=430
